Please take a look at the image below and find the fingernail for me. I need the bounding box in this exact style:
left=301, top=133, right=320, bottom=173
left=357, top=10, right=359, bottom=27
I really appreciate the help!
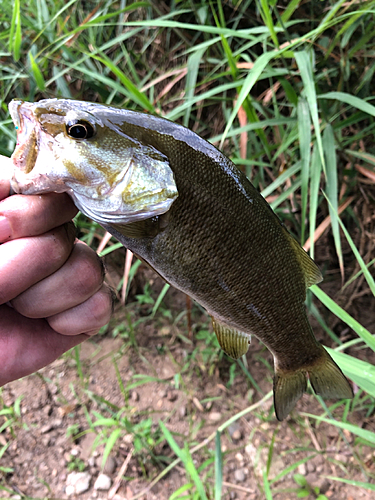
left=0, top=216, right=12, bottom=242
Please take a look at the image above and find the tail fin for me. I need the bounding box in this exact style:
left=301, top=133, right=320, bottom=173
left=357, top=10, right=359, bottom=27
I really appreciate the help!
left=273, top=346, right=353, bottom=421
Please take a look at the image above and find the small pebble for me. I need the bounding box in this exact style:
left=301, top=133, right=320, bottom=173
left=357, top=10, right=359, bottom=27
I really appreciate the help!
left=66, top=471, right=91, bottom=495
left=179, top=405, right=187, bottom=417
left=40, top=423, right=53, bottom=434
left=65, top=485, right=75, bottom=497
left=232, top=429, right=242, bottom=441
left=208, top=412, right=222, bottom=422
left=234, top=468, right=246, bottom=482
left=131, top=391, right=139, bottom=402
left=94, top=473, right=112, bottom=491
left=103, top=455, right=117, bottom=474
left=306, top=461, right=315, bottom=473
left=192, top=397, right=204, bottom=412
left=123, top=434, right=133, bottom=445
left=298, top=463, right=307, bottom=475
left=167, top=390, right=177, bottom=402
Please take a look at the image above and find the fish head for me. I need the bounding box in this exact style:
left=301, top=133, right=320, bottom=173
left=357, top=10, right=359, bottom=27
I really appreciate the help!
left=9, top=99, right=178, bottom=225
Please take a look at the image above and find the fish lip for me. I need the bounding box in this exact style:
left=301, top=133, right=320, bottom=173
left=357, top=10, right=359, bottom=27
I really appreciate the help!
left=9, top=100, right=23, bottom=130
left=9, top=101, right=41, bottom=177
left=9, top=100, right=35, bottom=133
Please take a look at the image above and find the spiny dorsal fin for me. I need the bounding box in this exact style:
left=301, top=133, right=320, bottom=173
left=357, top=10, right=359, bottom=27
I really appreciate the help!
left=286, top=231, right=323, bottom=289
left=211, top=316, right=250, bottom=359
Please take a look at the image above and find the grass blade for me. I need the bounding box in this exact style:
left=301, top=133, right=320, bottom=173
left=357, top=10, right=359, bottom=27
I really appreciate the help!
left=263, top=468, right=273, bottom=500
left=327, top=348, right=375, bottom=398
left=308, top=144, right=322, bottom=259
left=151, top=283, right=170, bottom=318
left=29, top=51, right=46, bottom=91
left=159, top=421, right=208, bottom=500
left=311, top=286, right=375, bottom=351
left=323, top=124, right=343, bottom=277
left=221, top=50, right=276, bottom=147
left=294, top=50, right=325, bottom=171
left=102, top=428, right=121, bottom=469
left=302, top=412, right=375, bottom=445
left=297, top=97, right=311, bottom=245
left=214, top=431, right=223, bottom=500
left=323, top=193, right=375, bottom=296
left=183, top=46, right=205, bottom=127
left=319, top=91, right=375, bottom=117
left=9, top=0, right=22, bottom=61
left=90, top=53, right=154, bottom=112
left=326, top=477, right=375, bottom=491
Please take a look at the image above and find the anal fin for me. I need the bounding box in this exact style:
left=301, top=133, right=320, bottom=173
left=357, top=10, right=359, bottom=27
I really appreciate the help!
left=211, top=317, right=250, bottom=359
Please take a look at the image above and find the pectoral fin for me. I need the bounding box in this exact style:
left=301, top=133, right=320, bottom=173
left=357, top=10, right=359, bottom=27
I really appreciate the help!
left=115, top=211, right=170, bottom=239
left=211, top=317, right=250, bottom=359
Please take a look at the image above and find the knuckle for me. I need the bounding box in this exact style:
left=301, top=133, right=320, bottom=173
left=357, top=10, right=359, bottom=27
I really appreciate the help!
left=43, top=223, right=76, bottom=267
left=90, top=285, right=113, bottom=327
left=71, top=245, right=105, bottom=296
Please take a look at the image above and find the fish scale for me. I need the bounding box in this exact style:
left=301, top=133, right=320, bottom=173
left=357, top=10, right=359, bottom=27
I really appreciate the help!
left=9, top=98, right=353, bottom=420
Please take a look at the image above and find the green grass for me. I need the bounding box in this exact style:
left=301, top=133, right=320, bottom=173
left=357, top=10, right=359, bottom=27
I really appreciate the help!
left=1, top=0, right=375, bottom=498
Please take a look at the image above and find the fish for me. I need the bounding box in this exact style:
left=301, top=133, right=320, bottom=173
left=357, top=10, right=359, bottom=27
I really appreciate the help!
left=8, top=98, right=353, bottom=420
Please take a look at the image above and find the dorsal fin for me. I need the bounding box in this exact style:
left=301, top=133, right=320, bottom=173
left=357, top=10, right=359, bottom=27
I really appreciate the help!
left=286, top=230, right=323, bottom=289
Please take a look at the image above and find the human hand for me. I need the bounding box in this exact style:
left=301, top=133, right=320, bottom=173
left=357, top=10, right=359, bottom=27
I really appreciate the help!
left=0, top=155, right=113, bottom=385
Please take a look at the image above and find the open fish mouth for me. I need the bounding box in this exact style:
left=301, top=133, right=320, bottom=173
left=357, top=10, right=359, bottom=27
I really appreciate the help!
left=9, top=101, right=41, bottom=177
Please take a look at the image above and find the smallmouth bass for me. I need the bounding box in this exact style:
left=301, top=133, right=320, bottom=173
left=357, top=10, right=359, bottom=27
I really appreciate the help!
left=9, top=99, right=353, bottom=420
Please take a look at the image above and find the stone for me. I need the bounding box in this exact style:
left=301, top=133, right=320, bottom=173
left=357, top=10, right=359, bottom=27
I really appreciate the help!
left=234, top=468, right=246, bottom=482
left=65, top=485, right=75, bottom=497
left=131, top=391, right=139, bottom=402
left=167, top=390, right=177, bottom=402
left=66, top=471, right=91, bottom=495
left=103, top=455, right=117, bottom=475
left=179, top=405, right=187, bottom=417
left=40, top=423, right=53, bottom=434
left=306, top=461, right=315, bottom=473
left=94, top=473, right=112, bottom=491
left=232, top=430, right=242, bottom=441
left=297, top=463, right=307, bottom=475
left=208, top=412, right=222, bottom=422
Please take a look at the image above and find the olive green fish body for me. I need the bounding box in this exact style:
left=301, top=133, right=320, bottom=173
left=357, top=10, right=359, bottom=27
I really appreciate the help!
left=9, top=99, right=353, bottom=420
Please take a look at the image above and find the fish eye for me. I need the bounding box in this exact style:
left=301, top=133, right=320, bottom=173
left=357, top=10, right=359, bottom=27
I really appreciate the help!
left=66, top=120, right=95, bottom=140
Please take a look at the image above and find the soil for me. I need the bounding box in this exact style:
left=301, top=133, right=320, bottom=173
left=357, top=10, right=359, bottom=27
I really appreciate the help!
left=1, top=230, right=375, bottom=500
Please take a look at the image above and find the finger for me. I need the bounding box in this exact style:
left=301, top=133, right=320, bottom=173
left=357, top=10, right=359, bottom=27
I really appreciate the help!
left=47, top=284, right=113, bottom=335
left=0, top=222, right=76, bottom=305
left=0, top=304, right=87, bottom=387
left=12, top=241, right=105, bottom=318
left=0, top=155, right=12, bottom=201
left=0, top=192, right=77, bottom=243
